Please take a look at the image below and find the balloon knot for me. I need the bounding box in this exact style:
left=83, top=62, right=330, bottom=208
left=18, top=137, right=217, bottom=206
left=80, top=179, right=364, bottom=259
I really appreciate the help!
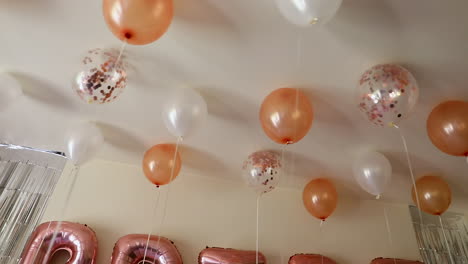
left=376, top=195, right=381, bottom=200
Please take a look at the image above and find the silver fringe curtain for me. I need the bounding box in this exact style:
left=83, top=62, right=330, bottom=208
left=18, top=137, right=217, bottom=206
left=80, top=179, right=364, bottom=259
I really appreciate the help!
left=0, top=144, right=66, bottom=264
left=410, top=205, right=468, bottom=264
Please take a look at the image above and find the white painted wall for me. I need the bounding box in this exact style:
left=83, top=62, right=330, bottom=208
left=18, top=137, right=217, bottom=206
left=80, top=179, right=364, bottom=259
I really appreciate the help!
left=42, top=160, right=424, bottom=264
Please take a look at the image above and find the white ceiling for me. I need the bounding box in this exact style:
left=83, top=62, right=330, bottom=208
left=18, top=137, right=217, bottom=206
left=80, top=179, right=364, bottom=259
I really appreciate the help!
left=1, top=0, right=467, bottom=205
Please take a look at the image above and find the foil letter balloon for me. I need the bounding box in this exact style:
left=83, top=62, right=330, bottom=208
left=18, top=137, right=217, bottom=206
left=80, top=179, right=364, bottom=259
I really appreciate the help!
left=72, top=48, right=127, bottom=104
left=412, top=175, right=451, bottom=216
left=276, top=0, right=342, bottom=26
left=289, top=254, right=337, bottom=264
left=199, top=247, right=266, bottom=264
left=427, top=100, right=468, bottom=158
left=242, top=150, right=281, bottom=195
left=111, top=234, right=182, bottom=264
left=103, top=0, right=173, bottom=45
left=65, top=121, right=104, bottom=166
left=303, top=178, right=338, bottom=221
left=20, top=221, right=98, bottom=264
left=357, top=64, right=419, bottom=127
left=371, top=257, right=423, bottom=264
left=143, top=144, right=182, bottom=186
left=260, top=88, right=313, bottom=145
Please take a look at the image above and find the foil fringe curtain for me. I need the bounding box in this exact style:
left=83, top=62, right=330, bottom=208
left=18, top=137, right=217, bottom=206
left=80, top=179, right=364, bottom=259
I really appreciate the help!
left=0, top=144, right=66, bottom=264
left=410, top=205, right=468, bottom=264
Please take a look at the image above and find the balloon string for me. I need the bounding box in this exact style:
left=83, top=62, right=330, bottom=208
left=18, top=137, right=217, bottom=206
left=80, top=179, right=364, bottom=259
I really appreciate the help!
left=319, top=220, right=324, bottom=264
left=393, top=125, right=424, bottom=227
left=256, top=195, right=260, bottom=264
left=439, top=215, right=455, bottom=264
left=465, top=155, right=468, bottom=164
left=152, top=137, right=182, bottom=264
left=42, top=165, right=79, bottom=264
left=383, top=206, right=397, bottom=264
left=142, top=186, right=161, bottom=263
left=115, top=40, right=127, bottom=66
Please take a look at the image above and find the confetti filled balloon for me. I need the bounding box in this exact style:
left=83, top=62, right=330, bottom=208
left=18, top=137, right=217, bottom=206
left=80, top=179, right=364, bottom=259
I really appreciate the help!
left=303, top=178, right=338, bottom=221
left=412, top=175, right=451, bottom=216
left=427, top=100, right=468, bottom=158
left=242, top=151, right=281, bottom=195
left=357, top=64, right=419, bottom=127
left=103, top=0, right=173, bottom=45
left=143, top=144, right=181, bottom=186
left=72, top=48, right=127, bottom=104
left=260, top=88, right=313, bottom=145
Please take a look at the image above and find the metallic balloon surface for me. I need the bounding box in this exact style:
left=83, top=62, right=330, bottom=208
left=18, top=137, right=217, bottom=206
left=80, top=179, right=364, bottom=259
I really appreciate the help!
left=162, top=88, right=208, bottom=139
left=242, top=150, right=281, bottom=194
left=427, top=100, right=468, bottom=157
left=72, top=48, right=127, bottom=104
left=143, top=144, right=181, bottom=186
left=303, top=178, right=338, bottom=221
left=103, top=0, right=173, bottom=45
left=111, top=234, right=182, bottom=264
left=260, top=88, right=313, bottom=145
left=357, top=64, right=419, bottom=127
left=65, top=122, right=104, bottom=166
left=353, top=151, right=392, bottom=198
left=289, top=254, right=337, bottom=264
left=199, top=247, right=266, bottom=264
left=0, top=72, right=23, bottom=111
left=412, top=175, right=452, bottom=216
left=371, top=258, right=423, bottom=264
left=20, top=221, right=97, bottom=264
left=276, top=0, right=342, bottom=26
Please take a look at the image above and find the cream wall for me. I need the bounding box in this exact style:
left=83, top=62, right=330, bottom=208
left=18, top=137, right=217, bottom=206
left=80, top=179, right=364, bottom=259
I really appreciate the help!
left=42, top=160, right=423, bottom=264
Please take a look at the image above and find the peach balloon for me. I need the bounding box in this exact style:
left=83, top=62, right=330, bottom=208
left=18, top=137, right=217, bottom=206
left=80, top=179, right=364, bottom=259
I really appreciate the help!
left=412, top=175, right=451, bottom=216
left=103, top=0, right=173, bottom=45
left=143, top=144, right=181, bottom=186
left=427, top=100, right=468, bottom=157
left=303, top=178, right=337, bottom=221
left=259, top=88, right=313, bottom=145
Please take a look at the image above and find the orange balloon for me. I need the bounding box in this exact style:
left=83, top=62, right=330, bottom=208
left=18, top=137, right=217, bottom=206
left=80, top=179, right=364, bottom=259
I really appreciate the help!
left=303, top=178, right=338, bottom=221
left=103, top=0, right=173, bottom=45
left=412, top=175, right=451, bottom=216
left=142, top=144, right=181, bottom=186
left=427, top=100, right=468, bottom=157
left=259, top=88, right=313, bottom=145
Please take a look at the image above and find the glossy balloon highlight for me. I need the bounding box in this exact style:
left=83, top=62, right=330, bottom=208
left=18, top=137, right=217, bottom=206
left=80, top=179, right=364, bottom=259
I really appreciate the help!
left=303, top=178, right=338, bottom=221
left=412, top=175, right=451, bottom=216
left=276, top=0, right=342, bottom=26
left=353, top=151, right=392, bottom=198
left=65, top=122, right=104, bottom=166
left=142, top=144, right=181, bottom=186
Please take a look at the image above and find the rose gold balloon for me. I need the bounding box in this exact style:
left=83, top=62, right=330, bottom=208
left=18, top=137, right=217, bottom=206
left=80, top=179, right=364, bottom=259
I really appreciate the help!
left=371, top=258, right=423, bottom=264
left=103, top=0, right=173, bottom=45
left=259, top=88, right=313, bottom=145
left=412, top=175, right=451, bottom=216
left=110, top=234, right=182, bottom=264
left=427, top=100, right=468, bottom=157
left=303, top=178, right=338, bottom=221
left=20, top=221, right=97, bottom=264
left=143, top=144, right=181, bottom=186
left=289, top=254, right=337, bottom=264
left=199, top=247, right=266, bottom=264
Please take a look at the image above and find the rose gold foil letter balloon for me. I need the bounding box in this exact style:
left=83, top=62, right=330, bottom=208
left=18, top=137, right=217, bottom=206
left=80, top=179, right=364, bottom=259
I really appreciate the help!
left=427, top=100, right=468, bottom=158
left=357, top=64, right=419, bottom=127
left=111, top=234, right=182, bottom=264
left=289, top=254, right=337, bottom=264
left=103, top=0, right=173, bottom=45
left=72, top=48, right=127, bottom=104
left=143, top=144, right=181, bottom=186
left=20, top=221, right=97, bottom=264
left=303, top=178, right=338, bottom=221
left=199, top=247, right=266, bottom=264
left=412, top=175, right=451, bottom=216
left=242, top=151, right=281, bottom=195
left=260, top=88, right=313, bottom=144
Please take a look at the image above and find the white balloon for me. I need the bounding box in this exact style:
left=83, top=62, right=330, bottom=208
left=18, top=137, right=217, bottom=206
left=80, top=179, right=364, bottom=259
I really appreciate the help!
left=162, top=88, right=208, bottom=139
left=276, top=0, right=342, bottom=26
left=353, top=151, right=392, bottom=198
left=65, top=122, right=104, bottom=166
left=0, top=73, right=23, bottom=112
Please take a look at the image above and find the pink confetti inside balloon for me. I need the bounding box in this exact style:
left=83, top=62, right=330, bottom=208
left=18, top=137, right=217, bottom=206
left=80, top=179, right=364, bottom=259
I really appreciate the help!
left=72, top=48, right=127, bottom=104
left=242, top=150, right=281, bottom=195
left=357, top=64, right=419, bottom=127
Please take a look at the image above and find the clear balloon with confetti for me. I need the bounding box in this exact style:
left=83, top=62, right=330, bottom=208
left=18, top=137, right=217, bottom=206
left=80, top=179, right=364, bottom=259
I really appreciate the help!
left=357, top=64, right=419, bottom=127
left=72, top=48, right=127, bottom=104
left=242, top=151, right=281, bottom=195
